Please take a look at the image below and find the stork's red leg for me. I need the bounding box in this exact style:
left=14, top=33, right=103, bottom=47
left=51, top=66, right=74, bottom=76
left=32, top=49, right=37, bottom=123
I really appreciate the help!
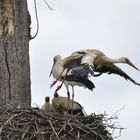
left=50, top=68, right=65, bottom=88
left=71, top=86, right=74, bottom=115
left=54, top=69, right=69, bottom=95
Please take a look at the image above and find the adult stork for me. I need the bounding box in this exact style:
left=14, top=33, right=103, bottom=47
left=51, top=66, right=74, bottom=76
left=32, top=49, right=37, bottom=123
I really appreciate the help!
left=74, top=49, right=140, bottom=86
left=49, top=54, right=95, bottom=111
left=50, top=49, right=105, bottom=87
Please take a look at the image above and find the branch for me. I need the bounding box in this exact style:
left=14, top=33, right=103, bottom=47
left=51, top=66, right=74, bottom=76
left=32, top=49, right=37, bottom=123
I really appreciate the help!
left=30, top=0, right=39, bottom=40
left=43, top=0, right=54, bottom=11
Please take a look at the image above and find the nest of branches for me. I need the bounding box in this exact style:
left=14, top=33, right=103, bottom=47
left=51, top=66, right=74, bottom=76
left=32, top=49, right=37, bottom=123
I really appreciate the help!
left=0, top=105, right=123, bottom=140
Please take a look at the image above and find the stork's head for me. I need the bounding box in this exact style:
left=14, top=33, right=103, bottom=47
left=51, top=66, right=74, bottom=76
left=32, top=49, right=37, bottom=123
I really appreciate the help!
left=49, top=55, right=62, bottom=77
left=53, top=55, right=62, bottom=62
left=45, top=96, right=50, bottom=103
left=54, top=92, right=59, bottom=98
left=121, top=57, right=139, bottom=71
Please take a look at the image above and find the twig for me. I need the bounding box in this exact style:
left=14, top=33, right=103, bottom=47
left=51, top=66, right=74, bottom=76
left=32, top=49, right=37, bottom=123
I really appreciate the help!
left=57, top=122, right=66, bottom=135
left=43, top=0, right=54, bottom=10
left=110, top=105, right=125, bottom=119
left=48, top=120, right=60, bottom=140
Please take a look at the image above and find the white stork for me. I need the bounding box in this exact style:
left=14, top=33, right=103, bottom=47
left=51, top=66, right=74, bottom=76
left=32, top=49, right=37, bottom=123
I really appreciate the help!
left=49, top=54, right=95, bottom=112
left=41, top=96, right=54, bottom=113
left=74, top=49, right=140, bottom=86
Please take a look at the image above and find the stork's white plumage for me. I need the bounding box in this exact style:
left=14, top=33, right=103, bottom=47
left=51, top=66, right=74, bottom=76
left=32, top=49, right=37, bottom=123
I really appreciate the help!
left=52, top=93, right=85, bottom=116
left=41, top=97, right=54, bottom=113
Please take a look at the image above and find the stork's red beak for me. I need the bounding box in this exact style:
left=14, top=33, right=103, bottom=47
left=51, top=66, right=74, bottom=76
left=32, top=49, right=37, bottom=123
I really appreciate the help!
left=49, top=61, right=55, bottom=77
left=128, top=60, right=139, bottom=71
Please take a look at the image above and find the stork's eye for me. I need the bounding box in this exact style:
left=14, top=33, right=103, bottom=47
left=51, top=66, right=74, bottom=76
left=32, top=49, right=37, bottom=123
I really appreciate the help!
left=125, top=58, right=129, bottom=62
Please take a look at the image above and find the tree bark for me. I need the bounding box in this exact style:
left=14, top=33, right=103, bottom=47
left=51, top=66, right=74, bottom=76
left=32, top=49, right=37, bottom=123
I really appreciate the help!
left=0, top=0, right=31, bottom=107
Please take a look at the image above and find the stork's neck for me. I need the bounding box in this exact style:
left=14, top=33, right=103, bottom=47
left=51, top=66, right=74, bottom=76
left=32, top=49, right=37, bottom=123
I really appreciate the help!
left=104, top=57, right=125, bottom=63
left=53, top=57, right=63, bottom=77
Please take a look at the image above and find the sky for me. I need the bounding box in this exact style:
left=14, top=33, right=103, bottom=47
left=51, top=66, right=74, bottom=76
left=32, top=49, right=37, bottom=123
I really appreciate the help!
left=27, top=0, right=140, bottom=139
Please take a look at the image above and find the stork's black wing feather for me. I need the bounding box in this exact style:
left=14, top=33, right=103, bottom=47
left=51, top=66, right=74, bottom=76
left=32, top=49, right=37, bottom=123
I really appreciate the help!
left=64, top=74, right=95, bottom=90
left=70, top=64, right=95, bottom=78
left=97, top=63, right=140, bottom=86
left=63, top=56, right=83, bottom=69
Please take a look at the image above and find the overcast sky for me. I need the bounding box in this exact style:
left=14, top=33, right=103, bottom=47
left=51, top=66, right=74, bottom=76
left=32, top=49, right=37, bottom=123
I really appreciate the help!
left=27, top=0, right=140, bottom=139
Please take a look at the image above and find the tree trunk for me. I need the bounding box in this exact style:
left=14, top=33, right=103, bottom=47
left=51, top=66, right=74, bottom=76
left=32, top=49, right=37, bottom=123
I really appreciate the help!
left=0, top=0, right=31, bottom=107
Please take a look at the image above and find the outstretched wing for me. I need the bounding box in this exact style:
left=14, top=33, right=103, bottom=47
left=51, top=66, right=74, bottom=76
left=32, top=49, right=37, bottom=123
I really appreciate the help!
left=98, top=63, right=140, bottom=86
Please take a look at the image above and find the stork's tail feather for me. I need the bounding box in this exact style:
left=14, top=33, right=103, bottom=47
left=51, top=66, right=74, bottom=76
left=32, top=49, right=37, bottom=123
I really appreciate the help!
left=64, top=74, right=95, bottom=90
left=78, top=77, right=95, bottom=90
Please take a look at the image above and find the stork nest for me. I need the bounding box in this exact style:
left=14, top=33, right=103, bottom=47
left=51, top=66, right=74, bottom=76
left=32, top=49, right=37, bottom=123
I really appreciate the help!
left=0, top=105, right=124, bottom=140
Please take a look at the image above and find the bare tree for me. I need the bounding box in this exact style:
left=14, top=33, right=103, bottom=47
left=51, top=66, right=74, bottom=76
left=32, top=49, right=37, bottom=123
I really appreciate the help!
left=0, top=0, right=31, bottom=107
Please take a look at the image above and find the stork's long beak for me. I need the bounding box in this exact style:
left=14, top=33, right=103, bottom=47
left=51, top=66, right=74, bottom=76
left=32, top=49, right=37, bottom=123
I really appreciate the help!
left=128, top=60, right=139, bottom=71
left=49, top=61, right=55, bottom=77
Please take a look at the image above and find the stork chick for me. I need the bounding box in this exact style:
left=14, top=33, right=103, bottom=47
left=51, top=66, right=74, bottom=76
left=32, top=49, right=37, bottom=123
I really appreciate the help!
left=52, top=93, right=85, bottom=116
left=41, top=96, right=54, bottom=113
